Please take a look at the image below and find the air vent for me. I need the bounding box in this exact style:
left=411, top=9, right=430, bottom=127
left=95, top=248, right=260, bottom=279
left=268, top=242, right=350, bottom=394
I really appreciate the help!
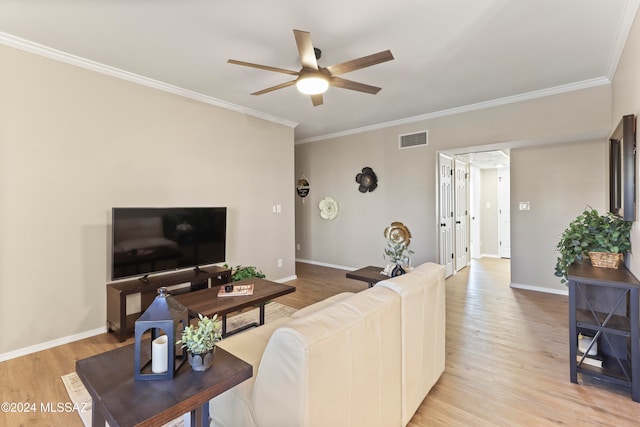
left=398, top=131, right=428, bottom=149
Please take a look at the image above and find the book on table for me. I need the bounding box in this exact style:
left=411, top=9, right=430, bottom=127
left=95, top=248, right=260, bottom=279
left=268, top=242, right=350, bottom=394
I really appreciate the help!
left=218, top=284, right=254, bottom=297
left=576, top=350, right=603, bottom=368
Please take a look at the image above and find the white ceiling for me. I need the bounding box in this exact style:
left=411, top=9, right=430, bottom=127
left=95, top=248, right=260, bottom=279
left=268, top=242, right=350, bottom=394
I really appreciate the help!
left=0, top=0, right=638, bottom=142
left=458, top=150, right=510, bottom=170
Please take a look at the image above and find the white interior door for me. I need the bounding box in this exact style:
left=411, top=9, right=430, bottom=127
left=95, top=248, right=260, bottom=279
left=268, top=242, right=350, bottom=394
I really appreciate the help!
left=498, top=168, right=511, bottom=258
left=438, top=153, right=453, bottom=277
left=454, top=159, right=469, bottom=271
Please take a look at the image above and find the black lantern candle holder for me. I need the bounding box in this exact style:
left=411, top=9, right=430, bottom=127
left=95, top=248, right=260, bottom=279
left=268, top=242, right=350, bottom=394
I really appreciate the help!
left=134, top=287, right=188, bottom=381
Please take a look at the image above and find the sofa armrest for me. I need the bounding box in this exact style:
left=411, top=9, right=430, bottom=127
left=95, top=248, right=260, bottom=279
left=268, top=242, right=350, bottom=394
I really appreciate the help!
left=376, top=262, right=446, bottom=425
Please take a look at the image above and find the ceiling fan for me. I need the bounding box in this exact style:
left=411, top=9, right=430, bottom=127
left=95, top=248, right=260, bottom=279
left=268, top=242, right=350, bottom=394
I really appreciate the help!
left=228, top=29, right=394, bottom=106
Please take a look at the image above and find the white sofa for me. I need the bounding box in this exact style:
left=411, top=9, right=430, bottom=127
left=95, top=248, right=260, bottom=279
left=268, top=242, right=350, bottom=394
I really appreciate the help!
left=209, top=262, right=446, bottom=427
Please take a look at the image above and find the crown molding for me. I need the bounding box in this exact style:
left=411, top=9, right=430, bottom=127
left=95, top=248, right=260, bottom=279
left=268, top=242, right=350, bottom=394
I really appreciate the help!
left=295, top=77, right=611, bottom=144
left=606, top=0, right=640, bottom=79
left=0, top=32, right=298, bottom=129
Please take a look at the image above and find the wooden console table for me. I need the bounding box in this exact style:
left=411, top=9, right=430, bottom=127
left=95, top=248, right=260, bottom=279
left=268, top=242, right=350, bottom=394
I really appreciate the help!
left=107, top=266, right=231, bottom=341
left=76, top=343, right=251, bottom=427
left=568, top=260, right=640, bottom=402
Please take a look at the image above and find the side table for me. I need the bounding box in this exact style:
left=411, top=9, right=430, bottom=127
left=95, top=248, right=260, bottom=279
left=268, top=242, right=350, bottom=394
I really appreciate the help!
left=568, top=260, right=640, bottom=402
left=346, top=265, right=387, bottom=288
left=76, top=343, right=252, bottom=427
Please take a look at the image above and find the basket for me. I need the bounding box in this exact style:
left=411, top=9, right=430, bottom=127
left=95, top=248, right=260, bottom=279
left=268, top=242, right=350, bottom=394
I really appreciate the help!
left=588, top=252, right=624, bottom=269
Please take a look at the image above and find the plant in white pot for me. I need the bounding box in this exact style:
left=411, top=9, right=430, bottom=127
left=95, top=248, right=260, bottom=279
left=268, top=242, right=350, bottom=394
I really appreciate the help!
left=180, top=313, right=222, bottom=371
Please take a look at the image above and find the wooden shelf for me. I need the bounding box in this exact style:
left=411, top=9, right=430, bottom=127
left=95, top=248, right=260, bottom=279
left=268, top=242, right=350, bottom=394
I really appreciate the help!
left=106, top=266, right=231, bottom=341
left=576, top=308, right=631, bottom=334
left=568, top=260, right=640, bottom=402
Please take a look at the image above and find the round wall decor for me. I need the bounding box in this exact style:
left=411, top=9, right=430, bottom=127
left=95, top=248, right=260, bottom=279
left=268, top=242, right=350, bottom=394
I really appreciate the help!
left=318, top=196, right=339, bottom=220
left=296, top=176, right=310, bottom=198
left=355, top=167, right=378, bottom=193
left=384, top=221, right=411, bottom=246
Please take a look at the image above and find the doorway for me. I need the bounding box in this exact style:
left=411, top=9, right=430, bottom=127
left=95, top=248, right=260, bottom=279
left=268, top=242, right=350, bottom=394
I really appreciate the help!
left=438, top=150, right=510, bottom=276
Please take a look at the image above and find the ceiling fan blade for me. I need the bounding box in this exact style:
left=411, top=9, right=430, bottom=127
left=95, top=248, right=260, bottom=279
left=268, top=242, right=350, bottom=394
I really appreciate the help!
left=326, top=50, right=394, bottom=76
left=228, top=59, right=299, bottom=76
left=331, top=77, right=381, bottom=94
left=311, top=94, right=323, bottom=106
left=251, top=80, right=297, bottom=96
left=293, top=29, right=318, bottom=70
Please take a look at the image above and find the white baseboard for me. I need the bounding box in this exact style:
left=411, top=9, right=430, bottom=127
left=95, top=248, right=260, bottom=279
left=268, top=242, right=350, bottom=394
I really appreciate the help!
left=275, top=274, right=297, bottom=283
left=0, top=275, right=299, bottom=363
left=480, top=253, right=500, bottom=259
left=295, top=258, right=358, bottom=271
left=0, top=326, right=107, bottom=363
left=510, top=282, right=568, bottom=296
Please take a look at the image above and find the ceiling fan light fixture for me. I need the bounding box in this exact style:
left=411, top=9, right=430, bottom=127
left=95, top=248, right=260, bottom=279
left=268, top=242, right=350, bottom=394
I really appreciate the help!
left=296, top=74, right=329, bottom=95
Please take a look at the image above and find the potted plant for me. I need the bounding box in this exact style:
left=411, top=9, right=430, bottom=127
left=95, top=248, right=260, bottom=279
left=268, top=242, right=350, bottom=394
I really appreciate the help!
left=180, top=313, right=222, bottom=371
left=555, top=207, right=632, bottom=284
left=224, top=264, right=266, bottom=281
left=383, top=222, right=414, bottom=276
left=384, top=241, right=414, bottom=268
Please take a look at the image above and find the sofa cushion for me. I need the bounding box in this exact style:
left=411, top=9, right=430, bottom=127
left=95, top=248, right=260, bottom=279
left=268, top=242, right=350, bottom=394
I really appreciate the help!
left=251, top=286, right=402, bottom=427
left=291, top=291, right=353, bottom=318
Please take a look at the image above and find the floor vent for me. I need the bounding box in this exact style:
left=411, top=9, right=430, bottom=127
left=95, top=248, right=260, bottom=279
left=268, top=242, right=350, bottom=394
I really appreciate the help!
left=398, top=131, right=428, bottom=149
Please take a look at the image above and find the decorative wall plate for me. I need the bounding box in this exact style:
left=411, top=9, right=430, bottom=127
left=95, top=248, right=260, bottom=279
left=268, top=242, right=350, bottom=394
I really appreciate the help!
left=384, top=221, right=411, bottom=246
left=318, top=196, right=339, bottom=220
left=296, top=176, right=310, bottom=198
left=355, top=167, right=378, bottom=193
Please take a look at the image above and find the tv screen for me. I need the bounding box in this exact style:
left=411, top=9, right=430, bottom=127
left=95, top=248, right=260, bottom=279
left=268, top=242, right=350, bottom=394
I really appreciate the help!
left=111, top=207, right=226, bottom=280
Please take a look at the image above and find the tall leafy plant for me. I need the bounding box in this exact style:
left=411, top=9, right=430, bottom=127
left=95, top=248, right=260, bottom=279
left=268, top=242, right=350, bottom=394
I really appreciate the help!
left=555, top=207, right=632, bottom=284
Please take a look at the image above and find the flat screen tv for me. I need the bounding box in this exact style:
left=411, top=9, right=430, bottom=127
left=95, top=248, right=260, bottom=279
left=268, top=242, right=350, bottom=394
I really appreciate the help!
left=111, top=207, right=226, bottom=280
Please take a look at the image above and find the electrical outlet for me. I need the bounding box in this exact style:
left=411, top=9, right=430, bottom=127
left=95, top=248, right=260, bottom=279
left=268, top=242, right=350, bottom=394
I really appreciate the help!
left=277, top=259, right=283, bottom=268
left=296, top=243, right=301, bottom=251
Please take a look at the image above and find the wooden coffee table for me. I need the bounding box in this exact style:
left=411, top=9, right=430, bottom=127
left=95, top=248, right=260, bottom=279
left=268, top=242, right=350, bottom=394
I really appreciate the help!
left=346, top=265, right=387, bottom=288
left=174, top=278, right=296, bottom=336
left=76, top=343, right=252, bottom=427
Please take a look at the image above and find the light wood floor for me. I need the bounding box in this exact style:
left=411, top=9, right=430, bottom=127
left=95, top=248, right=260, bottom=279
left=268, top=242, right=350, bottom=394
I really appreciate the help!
left=1, top=258, right=640, bottom=426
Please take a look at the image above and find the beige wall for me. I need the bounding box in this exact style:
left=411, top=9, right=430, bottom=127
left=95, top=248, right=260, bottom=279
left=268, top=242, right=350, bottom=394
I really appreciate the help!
left=612, top=9, right=640, bottom=278
left=510, top=140, right=608, bottom=292
left=0, top=45, right=295, bottom=357
left=479, top=168, right=499, bottom=257
left=295, top=84, right=612, bottom=285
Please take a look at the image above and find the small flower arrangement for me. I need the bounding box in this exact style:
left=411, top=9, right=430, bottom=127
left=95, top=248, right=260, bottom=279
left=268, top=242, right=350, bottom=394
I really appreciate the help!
left=180, top=313, right=222, bottom=355
left=384, top=241, right=414, bottom=266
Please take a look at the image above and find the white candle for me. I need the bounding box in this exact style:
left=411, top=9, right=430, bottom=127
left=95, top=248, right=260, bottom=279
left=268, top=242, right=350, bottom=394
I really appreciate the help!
left=578, top=334, right=598, bottom=356
left=151, top=335, right=169, bottom=373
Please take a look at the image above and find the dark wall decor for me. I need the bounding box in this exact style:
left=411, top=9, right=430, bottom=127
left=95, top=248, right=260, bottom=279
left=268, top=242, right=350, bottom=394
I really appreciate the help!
left=296, top=176, right=310, bottom=198
left=355, top=167, right=378, bottom=193
left=609, top=114, right=636, bottom=221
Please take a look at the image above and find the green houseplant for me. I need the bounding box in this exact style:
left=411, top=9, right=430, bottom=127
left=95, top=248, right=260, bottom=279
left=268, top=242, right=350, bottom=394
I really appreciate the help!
left=180, top=313, right=222, bottom=371
left=555, top=207, right=632, bottom=284
left=384, top=241, right=414, bottom=267
left=224, top=264, right=266, bottom=281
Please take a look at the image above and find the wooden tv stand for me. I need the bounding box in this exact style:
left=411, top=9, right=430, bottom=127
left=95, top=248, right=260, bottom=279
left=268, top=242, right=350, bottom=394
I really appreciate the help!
left=106, top=266, right=231, bottom=341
